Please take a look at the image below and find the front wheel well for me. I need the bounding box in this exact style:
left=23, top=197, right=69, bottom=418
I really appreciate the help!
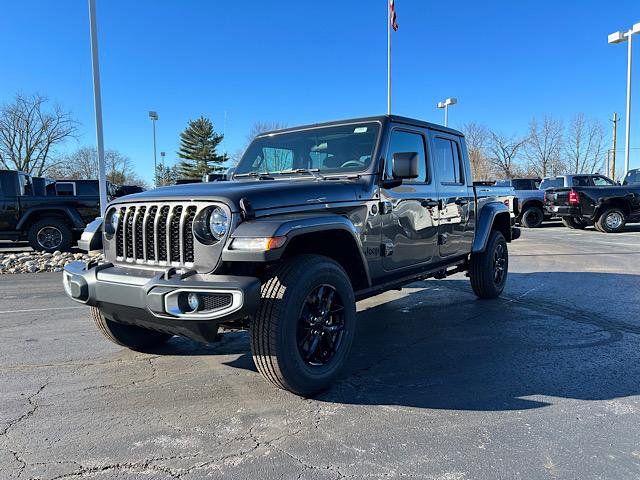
left=492, top=212, right=511, bottom=241
left=281, top=230, right=369, bottom=291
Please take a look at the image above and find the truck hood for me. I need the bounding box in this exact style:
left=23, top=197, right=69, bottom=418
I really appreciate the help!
left=112, top=178, right=363, bottom=213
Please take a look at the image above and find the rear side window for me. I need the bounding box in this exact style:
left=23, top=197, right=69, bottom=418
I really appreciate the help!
left=434, top=137, right=464, bottom=184
left=386, top=130, right=427, bottom=183
left=76, top=183, right=99, bottom=195
left=56, top=182, right=76, bottom=196
left=571, top=176, right=591, bottom=187
left=540, top=177, right=563, bottom=189
left=511, top=179, right=539, bottom=190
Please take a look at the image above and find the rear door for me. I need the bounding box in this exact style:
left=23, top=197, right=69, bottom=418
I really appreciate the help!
left=380, top=127, right=439, bottom=271
left=430, top=133, right=473, bottom=257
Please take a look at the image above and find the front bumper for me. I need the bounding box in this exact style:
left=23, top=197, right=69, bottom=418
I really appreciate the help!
left=63, top=261, right=261, bottom=343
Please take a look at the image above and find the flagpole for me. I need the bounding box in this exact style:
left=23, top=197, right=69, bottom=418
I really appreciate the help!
left=387, top=0, right=391, bottom=115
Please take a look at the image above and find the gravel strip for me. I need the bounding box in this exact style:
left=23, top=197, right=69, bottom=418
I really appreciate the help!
left=0, top=251, right=104, bottom=274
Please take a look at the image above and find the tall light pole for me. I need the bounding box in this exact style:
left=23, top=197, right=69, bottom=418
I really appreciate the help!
left=88, top=0, right=107, bottom=217
left=436, top=97, right=458, bottom=127
left=608, top=23, right=640, bottom=177
left=148, top=111, right=158, bottom=186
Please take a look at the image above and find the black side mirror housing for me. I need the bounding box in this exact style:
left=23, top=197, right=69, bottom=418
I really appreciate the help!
left=392, top=152, right=420, bottom=180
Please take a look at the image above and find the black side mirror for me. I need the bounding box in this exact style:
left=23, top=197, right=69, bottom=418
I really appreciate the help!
left=392, top=152, right=420, bottom=180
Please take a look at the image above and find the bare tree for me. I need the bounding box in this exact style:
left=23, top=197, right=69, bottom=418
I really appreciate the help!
left=246, top=121, right=288, bottom=146
left=229, top=121, right=289, bottom=167
left=487, top=131, right=527, bottom=178
left=564, top=114, right=607, bottom=173
left=524, top=116, right=564, bottom=177
left=461, top=122, right=493, bottom=180
left=48, top=147, right=147, bottom=187
left=0, top=94, right=78, bottom=175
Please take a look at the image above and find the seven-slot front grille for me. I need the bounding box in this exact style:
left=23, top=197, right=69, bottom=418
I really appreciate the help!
left=114, top=203, right=200, bottom=266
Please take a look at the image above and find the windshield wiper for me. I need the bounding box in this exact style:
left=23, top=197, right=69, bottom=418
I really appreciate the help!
left=233, top=171, right=274, bottom=179
left=277, top=168, right=323, bottom=179
left=321, top=173, right=362, bottom=180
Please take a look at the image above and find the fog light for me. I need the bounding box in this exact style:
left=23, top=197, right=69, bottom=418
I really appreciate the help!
left=187, top=292, right=201, bottom=312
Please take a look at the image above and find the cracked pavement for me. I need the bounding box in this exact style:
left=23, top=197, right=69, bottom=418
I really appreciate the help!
left=2, top=224, right=640, bottom=479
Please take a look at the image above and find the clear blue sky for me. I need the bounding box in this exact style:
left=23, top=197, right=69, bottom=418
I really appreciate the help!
left=1, top=0, right=639, bottom=182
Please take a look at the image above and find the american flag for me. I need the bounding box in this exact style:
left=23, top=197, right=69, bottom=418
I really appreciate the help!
left=389, top=0, right=398, bottom=31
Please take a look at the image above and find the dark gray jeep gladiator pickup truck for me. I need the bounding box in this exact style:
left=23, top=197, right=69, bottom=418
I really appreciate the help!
left=63, top=115, right=520, bottom=396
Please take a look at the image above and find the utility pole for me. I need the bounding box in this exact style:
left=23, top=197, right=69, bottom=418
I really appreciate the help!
left=148, top=111, right=158, bottom=187
left=611, top=112, right=618, bottom=180
left=88, top=0, right=107, bottom=217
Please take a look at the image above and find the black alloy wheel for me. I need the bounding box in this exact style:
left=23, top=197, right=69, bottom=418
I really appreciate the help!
left=296, top=284, right=346, bottom=367
left=493, top=242, right=507, bottom=285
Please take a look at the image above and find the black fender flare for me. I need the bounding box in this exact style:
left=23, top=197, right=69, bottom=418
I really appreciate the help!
left=593, top=196, right=633, bottom=220
left=16, top=206, right=86, bottom=231
left=222, top=213, right=371, bottom=285
left=472, top=202, right=512, bottom=253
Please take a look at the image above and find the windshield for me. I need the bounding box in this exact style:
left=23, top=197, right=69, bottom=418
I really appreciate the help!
left=235, top=122, right=380, bottom=177
left=624, top=169, right=640, bottom=185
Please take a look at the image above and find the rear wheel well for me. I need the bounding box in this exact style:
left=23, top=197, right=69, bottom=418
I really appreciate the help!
left=282, top=230, right=369, bottom=291
left=21, top=210, right=72, bottom=232
left=597, top=199, right=631, bottom=218
left=521, top=199, right=543, bottom=212
left=492, top=212, right=511, bottom=241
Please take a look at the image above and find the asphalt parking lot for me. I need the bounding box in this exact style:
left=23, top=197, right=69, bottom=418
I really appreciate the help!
left=1, top=223, right=640, bottom=480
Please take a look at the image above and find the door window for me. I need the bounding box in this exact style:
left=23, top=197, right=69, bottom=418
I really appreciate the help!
left=386, top=130, right=427, bottom=183
left=434, top=137, right=464, bottom=184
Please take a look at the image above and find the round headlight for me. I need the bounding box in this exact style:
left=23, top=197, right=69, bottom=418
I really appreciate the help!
left=104, top=208, right=120, bottom=237
left=209, top=207, right=229, bottom=240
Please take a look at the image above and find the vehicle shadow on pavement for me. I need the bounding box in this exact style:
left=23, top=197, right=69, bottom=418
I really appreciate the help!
left=220, top=271, right=640, bottom=411
left=537, top=221, right=640, bottom=233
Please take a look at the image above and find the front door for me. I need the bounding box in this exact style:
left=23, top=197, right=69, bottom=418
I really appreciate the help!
left=381, top=128, right=439, bottom=272
left=431, top=134, right=473, bottom=258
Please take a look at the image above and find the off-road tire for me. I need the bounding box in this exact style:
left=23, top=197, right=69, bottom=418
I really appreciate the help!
left=520, top=206, right=544, bottom=228
left=469, top=230, right=508, bottom=299
left=595, top=207, right=626, bottom=233
left=561, top=216, right=588, bottom=230
left=27, top=217, right=73, bottom=252
left=250, top=255, right=356, bottom=396
left=90, top=307, right=172, bottom=351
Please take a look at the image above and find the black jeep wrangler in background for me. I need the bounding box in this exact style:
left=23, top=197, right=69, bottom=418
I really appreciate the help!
left=0, top=170, right=102, bottom=252
left=63, top=115, right=520, bottom=396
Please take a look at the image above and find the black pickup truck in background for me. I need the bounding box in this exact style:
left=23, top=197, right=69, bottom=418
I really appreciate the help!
left=0, top=170, right=105, bottom=252
left=544, top=180, right=640, bottom=233
left=1, top=170, right=146, bottom=252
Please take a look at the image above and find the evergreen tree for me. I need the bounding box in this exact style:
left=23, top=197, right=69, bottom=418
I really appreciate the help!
left=177, top=116, right=226, bottom=178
